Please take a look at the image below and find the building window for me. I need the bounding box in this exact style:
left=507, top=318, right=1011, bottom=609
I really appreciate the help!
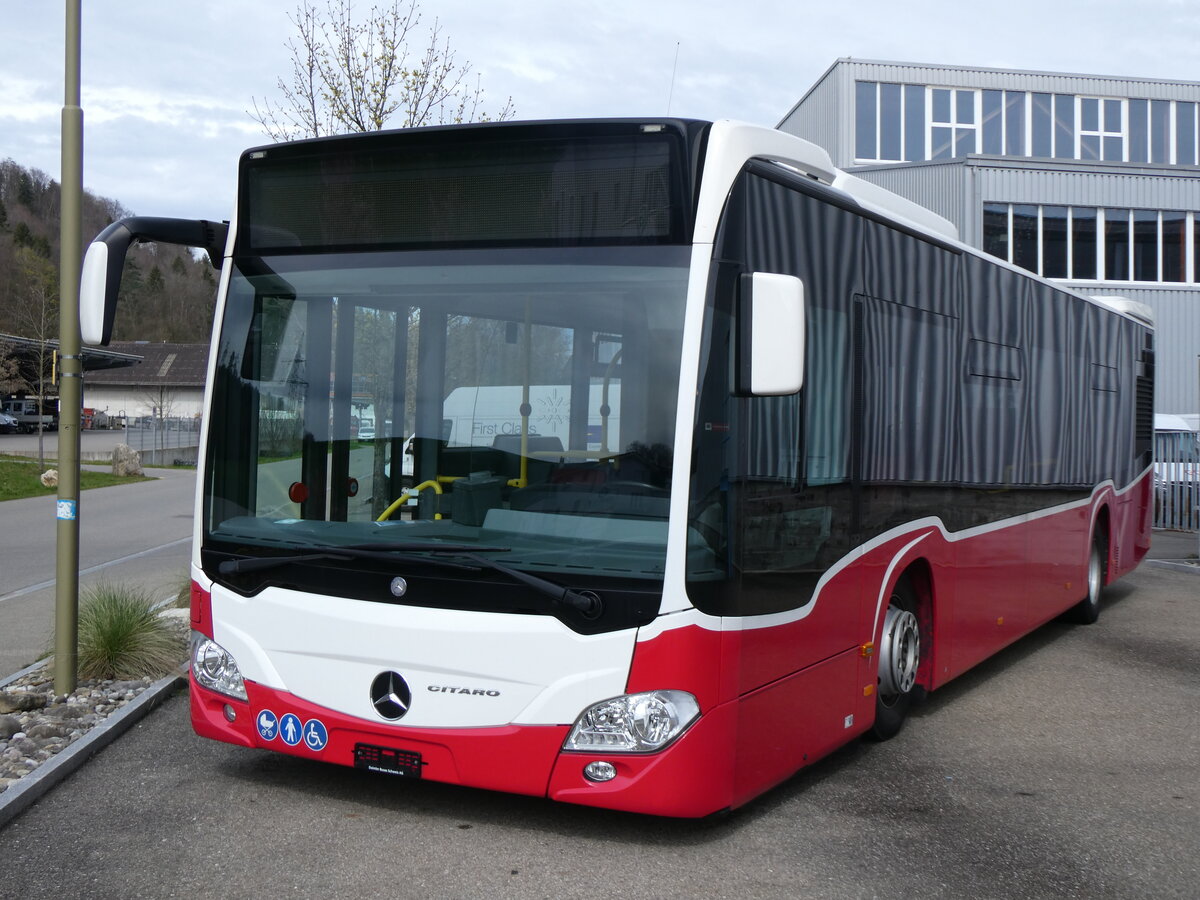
left=1105, top=208, right=1131, bottom=280
left=982, top=90, right=1004, bottom=154
left=931, top=88, right=977, bottom=159
left=1042, top=206, right=1069, bottom=278
left=1151, top=100, right=1171, bottom=164
left=984, top=202, right=1196, bottom=284
left=1129, top=99, right=1149, bottom=163
left=854, top=79, right=1200, bottom=167
left=904, top=84, right=925, bottom=161
left=880, top=82, right=902, bottom=160
left=1194, top=218, right=1200, bottom=282
left=1054, top=95, right=1075, bottom=160
left=1162, top=210, right=1187, bottom=281
left=1176, top=102, right=1196, bottom=166
left=856, top=81, right=924, bottom=161
left=1080, top=98, right=1124, bottom=161
left=1011, top=204, right=1039, bottom=272
left=1005, top=91, right=1026, bottom=156
left=855, top=81, right=877, bottom=160
left=1071, top=208, right=1098, bottom=280
left=982, top=202, right=1009, bottom=262
left=1132, top=209, right=1159, bottom=280
left=1031, top=93, right=1053, bottom=157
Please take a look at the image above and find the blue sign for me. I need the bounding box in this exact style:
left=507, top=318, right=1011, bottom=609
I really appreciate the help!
left=56, top=500, right=77, bottom=521
left=303, top=718, right=329, bottom=752
left=279, top=713, right=303, bottom=746
left=256, top=709, right=279, bottom=742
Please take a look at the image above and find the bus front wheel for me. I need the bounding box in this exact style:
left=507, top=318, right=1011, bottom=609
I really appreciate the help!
left=1064, top=535, right=1106, bottom=625
left=869, top=577, right=921, bottom=741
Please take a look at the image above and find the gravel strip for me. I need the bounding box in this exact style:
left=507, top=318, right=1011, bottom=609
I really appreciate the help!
left=0, top=608, right=191, bottom=798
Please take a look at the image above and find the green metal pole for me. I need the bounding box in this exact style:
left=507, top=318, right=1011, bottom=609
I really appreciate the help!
left=55, top=0, right=83, bottom=696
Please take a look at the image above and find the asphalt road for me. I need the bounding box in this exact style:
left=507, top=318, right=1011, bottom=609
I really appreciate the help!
left=0, top=562, right=1195, bottom=899
left=0, top=464, right=195, bottom=676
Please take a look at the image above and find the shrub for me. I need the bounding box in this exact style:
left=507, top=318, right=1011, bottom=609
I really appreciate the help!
left=73, top=583, right=183, bottom=680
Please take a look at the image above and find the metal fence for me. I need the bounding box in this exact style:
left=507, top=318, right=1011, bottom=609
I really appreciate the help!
left=125, top=419, right=201, bottom=465
left=1154, top=430, right=1200, bottom=532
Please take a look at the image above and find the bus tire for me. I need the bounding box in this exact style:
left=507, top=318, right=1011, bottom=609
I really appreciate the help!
left=868, top=576, right=922, bottom=742
left=1064, top=534, right=1106, bottom=625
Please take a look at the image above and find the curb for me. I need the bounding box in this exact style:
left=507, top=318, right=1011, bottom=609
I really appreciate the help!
left=0, top=669, right=186, bottom=831
left=1147, top=558, right=1200, bottom=575
left=0, top=658, right=51, bottom=690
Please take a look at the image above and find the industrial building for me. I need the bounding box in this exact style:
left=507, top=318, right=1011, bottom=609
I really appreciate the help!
left=779, top=59, right=1200, bottom=419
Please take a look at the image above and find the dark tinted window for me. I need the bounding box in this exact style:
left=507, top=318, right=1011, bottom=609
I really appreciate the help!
left=1042, top=206, right=1068, bottom=278
left=242, top=125, right=691, bottom=252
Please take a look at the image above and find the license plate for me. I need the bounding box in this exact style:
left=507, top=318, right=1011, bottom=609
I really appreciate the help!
left=354, top=743, right=424, bottom=778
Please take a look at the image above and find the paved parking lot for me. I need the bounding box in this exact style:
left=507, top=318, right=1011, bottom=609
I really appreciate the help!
left=0, top=557, right=1195, bottom=899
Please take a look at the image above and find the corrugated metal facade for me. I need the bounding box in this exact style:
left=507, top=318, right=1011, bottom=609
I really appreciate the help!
left=776, top=61, right=848, bottom=163
left=838, top=59, right=1200, bottom=102
left=842, top=160, right=968, bottom=238
left=778, top=59, right=1200, bottom=417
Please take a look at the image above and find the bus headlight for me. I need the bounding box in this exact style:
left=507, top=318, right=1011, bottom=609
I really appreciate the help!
left=191, top=635, right=248, bottom=701
left=564, top=690, right=700, bottom=752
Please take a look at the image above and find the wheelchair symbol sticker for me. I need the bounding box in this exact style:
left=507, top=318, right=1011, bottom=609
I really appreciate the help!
left=303, top=718, right=329, bottom=752
left=256, top=710, right=279, bottom=742
left=280, top=713, right=303, bottom=746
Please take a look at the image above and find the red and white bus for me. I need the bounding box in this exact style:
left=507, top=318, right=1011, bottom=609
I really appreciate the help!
left=80, top=119, right=1155, bottom=817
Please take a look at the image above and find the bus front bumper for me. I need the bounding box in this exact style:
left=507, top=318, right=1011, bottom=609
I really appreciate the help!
left=191, top=676, right=734, bottom=817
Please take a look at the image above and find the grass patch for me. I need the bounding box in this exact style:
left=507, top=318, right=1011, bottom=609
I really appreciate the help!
left=170, top=576, right=192, bottom=609
left=68, top=582, right=184, bottom=680
left=0, top=457, right=152, bottom=502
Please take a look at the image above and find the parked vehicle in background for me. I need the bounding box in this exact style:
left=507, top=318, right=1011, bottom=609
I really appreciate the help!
left=0, top=398, right=58, bottom=433
left=0, top=411, right=18, bottom=434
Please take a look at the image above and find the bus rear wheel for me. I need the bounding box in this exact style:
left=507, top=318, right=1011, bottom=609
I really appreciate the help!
left=869, top=578, right=921, bottom=741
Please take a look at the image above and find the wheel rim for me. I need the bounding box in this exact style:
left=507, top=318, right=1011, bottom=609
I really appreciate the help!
left=879, top=602, right=920, bottom=702
left=1088, top=544, right=1103, bottom=606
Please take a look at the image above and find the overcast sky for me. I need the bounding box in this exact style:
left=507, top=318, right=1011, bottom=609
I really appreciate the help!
left=4, top=0, right=1200, bottom=224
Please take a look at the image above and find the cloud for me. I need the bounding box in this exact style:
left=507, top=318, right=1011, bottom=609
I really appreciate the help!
left=4, top=0, right=1200, bottom=221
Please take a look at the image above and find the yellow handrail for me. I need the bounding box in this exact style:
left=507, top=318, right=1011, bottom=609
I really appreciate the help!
left=376, top=479, right=443, bottom=521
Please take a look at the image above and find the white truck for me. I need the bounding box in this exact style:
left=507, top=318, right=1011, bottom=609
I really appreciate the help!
left=1, top=398, right=57, bottom=433
left=440, top=383, right=621, bottom=452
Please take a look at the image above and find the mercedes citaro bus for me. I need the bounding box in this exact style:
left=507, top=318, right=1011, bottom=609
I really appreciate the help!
left=80, top=119, right=1154, bottom=816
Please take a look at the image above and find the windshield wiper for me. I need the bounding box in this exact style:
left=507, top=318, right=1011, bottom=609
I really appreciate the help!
left=352, top=543, right=602, bottom=618
left=452, top=552, right=604, bottom=619
left=219, top=543, right=603, bottom=619
left=217, top=546, right=482, bottom=576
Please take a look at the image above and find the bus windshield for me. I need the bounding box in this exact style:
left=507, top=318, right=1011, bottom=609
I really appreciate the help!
left=204, top=245, right=690, bottom=592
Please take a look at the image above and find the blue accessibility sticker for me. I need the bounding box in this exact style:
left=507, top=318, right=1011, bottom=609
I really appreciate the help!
left=303, top=718, right=329, bottom=752
left=256, top=709, right=279, bottom=742
left=279, top=713, right=303, bottom=747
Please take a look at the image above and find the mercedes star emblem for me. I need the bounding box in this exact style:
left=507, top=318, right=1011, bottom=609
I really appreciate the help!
left=370, top=671, right=412, bottom=720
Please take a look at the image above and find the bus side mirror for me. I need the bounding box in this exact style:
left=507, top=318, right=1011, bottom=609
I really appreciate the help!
left=739, top=272, right=805, bottom=396
left=80, top=217, right=229, bottom=346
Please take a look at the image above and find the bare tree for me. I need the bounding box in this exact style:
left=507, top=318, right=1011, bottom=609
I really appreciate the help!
left=250, top=0, right=514, bottom=141
left=11, top=247, right=58, bottom=468
left=0, top=346, right=21, bottom=396
left=138, top=384, right=178, bottom=455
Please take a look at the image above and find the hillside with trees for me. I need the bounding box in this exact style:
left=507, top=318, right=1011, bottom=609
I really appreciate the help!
left=0, top=157, right=218, bottom=349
